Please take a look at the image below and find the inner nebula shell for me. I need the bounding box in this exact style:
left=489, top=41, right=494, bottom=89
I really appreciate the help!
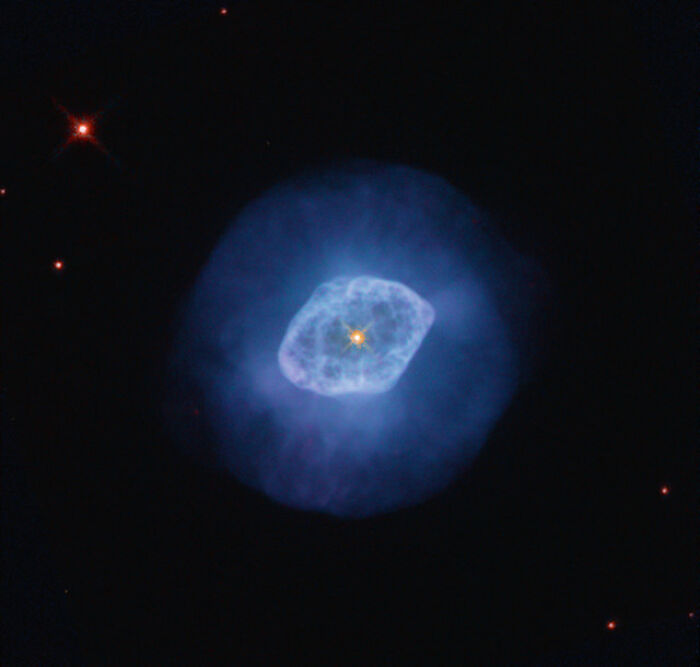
left=167, top=161, right=543, bottom=518
left=278, top=275, right=435, bottom=396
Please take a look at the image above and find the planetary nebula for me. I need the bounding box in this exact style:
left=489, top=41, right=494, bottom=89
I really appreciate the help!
left=167, top=161, right=542, bottom=518
left=278, top=275, right=435, bottom=396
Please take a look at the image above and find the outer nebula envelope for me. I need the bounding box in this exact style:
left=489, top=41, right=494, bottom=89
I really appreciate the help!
left=167, top=161, right=543, bottom=518
left=278, top=275, right=435, bottom=396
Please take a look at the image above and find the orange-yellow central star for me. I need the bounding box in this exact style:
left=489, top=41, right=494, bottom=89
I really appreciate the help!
left=341, top=321, right=373, bottom=353
left=350, top=330, right=365, bottom=346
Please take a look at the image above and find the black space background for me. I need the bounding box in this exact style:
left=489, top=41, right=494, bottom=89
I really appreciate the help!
left=2, top=2, right=697, bottom=664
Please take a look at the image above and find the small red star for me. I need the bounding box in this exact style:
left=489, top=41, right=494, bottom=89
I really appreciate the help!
left=220, top=7, right=228, bottom=15
left=660, top=484, right=670, bottom=496
left=0, top=187, right=6, bottom=197
left=689, top=612, right=695, bottom=619
left=53, top=259, right=64, bottom=271
left=606, top=620, right=617, bottom=631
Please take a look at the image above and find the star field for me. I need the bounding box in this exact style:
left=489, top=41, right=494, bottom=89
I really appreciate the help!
left=1, top=2, right=695, bottom=664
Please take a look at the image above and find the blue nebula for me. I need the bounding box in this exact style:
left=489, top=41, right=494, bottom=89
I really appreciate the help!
left=278, top=274, right=435, bottom=396
left=168, top=162, right=543, bottom=518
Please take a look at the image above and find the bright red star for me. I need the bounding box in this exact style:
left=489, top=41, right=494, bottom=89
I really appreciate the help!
left=220, top=7, right=228, bottom=15
left=0, top=187, right=6, bottom=196
left=606, top=620, right=617, bottom=631
left=53, top=259, right=64, bottom=271
left=52, top=98, right=109, bottom=157
left=660, top=484, right=670, bottom=496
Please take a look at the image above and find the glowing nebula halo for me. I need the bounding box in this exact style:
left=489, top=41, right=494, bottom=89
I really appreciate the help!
left=168, top=161, right=541, bottom=518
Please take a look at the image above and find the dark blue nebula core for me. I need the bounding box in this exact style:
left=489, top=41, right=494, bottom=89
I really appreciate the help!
left=169, top=162, right=543, bottom=518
